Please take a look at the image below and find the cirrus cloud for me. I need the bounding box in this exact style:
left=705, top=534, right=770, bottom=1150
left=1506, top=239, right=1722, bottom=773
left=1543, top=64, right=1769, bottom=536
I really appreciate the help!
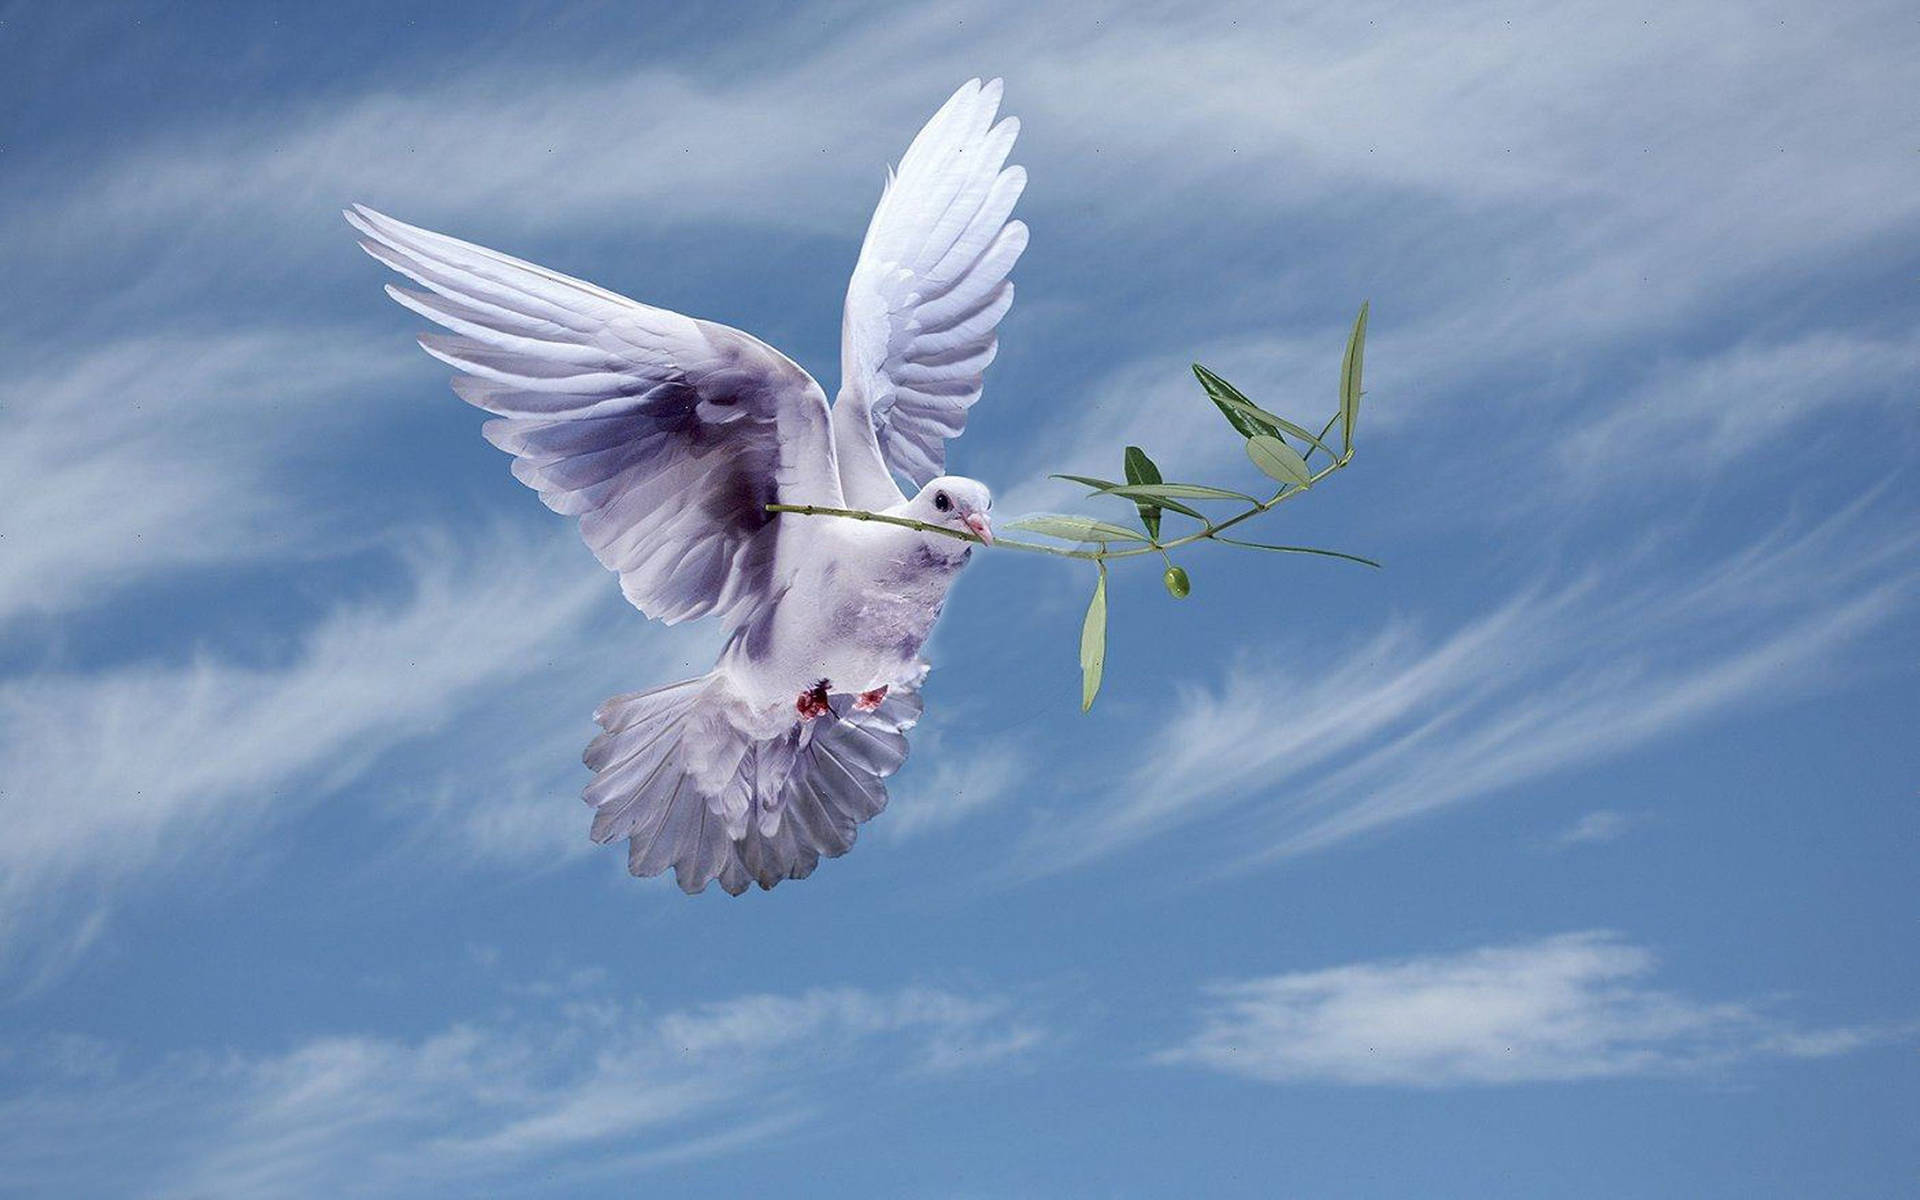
left=1159, top=931, right=1909, bottom=1086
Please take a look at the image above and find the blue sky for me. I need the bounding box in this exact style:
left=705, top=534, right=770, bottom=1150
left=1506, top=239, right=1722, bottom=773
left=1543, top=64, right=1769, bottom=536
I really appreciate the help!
left=1, top=1, right=1915, bottom=1195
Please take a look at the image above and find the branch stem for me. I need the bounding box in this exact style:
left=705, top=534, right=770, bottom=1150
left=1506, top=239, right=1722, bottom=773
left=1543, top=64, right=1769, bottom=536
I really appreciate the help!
left=765, top=450, right=1359, bottom=564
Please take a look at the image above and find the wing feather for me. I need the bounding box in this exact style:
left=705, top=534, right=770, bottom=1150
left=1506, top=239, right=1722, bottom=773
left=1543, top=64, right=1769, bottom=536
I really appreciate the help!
left=832, top=79, right=1030, bottom=507
left=348, top=204, right=840, bottom=627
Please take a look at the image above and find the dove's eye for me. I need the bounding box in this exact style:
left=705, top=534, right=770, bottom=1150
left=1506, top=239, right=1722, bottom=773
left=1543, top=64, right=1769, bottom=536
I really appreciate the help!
left=933, top=491, right=951, bottom=512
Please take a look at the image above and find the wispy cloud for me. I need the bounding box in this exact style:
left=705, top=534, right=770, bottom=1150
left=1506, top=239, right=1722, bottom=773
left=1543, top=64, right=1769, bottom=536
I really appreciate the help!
left=11, top=8, right=986, bottom=276
left=17, top=1, right=1910, bottom=329
left=0, top=330, right=413, bottom=626
left=1553, top=809, right=1635, bottom=848
left=1556, top=328, right=1920, bottom=488
left=1014, top=499, right=1915, bottom=877
left=0, top=981, right=1044, bottom=1197
left=884, top=739, right=1027, bottom=843
left=0, top=528, right=624, bottom=976
left=397, top=608, right=724, bottom=875
left=1158, top=931, right=1909, bottom=1086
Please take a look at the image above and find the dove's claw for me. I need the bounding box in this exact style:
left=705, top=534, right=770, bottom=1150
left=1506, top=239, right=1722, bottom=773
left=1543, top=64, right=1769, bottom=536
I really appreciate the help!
left=796, top=680, right=832, bottom=721
left=854, top=686, right=888, bottom=712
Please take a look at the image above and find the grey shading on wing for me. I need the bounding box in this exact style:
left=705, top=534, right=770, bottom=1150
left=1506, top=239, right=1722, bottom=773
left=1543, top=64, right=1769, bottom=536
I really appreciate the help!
left=346, top=204, right=839, bottom=626
left=833, top=78, right=1029, bottom=509
left=586, top=681, right=923, bottom=894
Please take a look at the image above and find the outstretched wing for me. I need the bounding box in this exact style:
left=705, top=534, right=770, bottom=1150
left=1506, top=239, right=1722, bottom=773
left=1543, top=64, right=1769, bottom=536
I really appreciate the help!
left=348, top=205, right=840, bottom=627
left=832, top=78, right=1029, bottom=509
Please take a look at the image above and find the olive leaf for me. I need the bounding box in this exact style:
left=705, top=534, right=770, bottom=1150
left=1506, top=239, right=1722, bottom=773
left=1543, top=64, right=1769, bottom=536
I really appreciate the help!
left=1240, top=405, right=1342, bottom=461
left=1341, top=300, right=1369, bottom=457
left=1093, top=482, right=1257, bottom=503
left=1192, top=363, right=1283, bottom=441
left=1050, top=473, right=1122, bottom=492
left=1008, top=513, right=1151, bottom=543
left=1123, top=445, right=1162, bottom=540
left=1092, top=484, right=1207, bottom=520
left=1246, top=435, right=1313, bottom=487
left=1195, top=364, right=1350, bottom=461
left=1080, top=564, right=1108, bottom=711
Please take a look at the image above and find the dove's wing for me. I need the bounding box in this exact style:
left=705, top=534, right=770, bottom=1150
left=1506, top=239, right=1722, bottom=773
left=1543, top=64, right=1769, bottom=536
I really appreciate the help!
left=348, top=205, right=840, bottom=628
left=832, top=78, right=1029, bottom=509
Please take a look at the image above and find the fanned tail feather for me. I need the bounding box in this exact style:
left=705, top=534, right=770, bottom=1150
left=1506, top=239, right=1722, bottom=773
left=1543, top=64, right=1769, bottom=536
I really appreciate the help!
left=584, top=673, right=922, bottom=894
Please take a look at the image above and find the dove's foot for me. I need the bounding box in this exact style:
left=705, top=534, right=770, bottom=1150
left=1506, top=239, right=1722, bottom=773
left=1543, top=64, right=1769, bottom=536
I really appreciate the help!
left=796, top=680, right=832, bottom=721
left=854, top=686, right=889, bottom=712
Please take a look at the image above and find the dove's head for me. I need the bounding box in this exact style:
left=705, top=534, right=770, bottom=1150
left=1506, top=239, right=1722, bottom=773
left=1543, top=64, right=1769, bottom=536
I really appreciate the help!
left=908, top=476, right=993, bottom=546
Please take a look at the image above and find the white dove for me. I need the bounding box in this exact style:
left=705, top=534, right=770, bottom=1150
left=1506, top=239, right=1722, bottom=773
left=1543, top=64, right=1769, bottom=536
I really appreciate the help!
left=347, top=79, right=1026, bottom=894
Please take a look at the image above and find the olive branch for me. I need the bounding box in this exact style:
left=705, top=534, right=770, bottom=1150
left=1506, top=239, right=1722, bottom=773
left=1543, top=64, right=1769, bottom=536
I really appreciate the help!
left=771, top=301, right=1375, bottom=711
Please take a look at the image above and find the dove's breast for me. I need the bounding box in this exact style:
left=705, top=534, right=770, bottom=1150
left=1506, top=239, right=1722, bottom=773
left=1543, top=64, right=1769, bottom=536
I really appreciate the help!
left=734, top=525, right=971, bottom=705
left=832, top=537, right=971, bottom=659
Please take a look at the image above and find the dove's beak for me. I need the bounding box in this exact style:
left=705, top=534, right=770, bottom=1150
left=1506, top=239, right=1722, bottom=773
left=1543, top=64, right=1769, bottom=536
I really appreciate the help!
left=964, top=513, right=994, bottom=546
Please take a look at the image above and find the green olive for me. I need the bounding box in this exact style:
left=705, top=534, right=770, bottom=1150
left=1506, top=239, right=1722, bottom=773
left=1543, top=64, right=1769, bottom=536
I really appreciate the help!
left=1163, top=565, right=1191, bottom=599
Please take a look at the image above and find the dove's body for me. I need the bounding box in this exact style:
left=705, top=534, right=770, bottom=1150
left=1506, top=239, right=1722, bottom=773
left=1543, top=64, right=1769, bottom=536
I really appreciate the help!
left=732, top=520, right=971, bottom=704
left=350, top=80, right=1026, bottom=893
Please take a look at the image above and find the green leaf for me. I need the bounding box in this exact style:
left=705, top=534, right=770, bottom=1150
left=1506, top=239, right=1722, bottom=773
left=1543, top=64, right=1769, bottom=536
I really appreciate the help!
left=1260, top=411, right=1343, bottom=461
left=1122, top=446, right=1162, bottom=485
left=1093, top=482, right=1258, bottom=503
left=1049, top=473, right=1122, bottom=492
left=1195, top=364, right=1347, bottom=461
left=1246, top=435, right=1314, bottom=487
left=1089, top=484, right=1207, bottom=520
left=1212, top=536, right=1381, bottom=568
left=1007, top=513, right=1151, bottom=543
left=1206, top=393, right=1343, bottom=462
left=1080, top=565, right=1108, bottom=711
left=1163, top=565, right=1191, bottom=598
left=1123, top=445, right=1162, bottom=540
left=1193, top=364, right=1282, bottom=440
left=1340, top=300, right=1369, bottom=456
left=1206, top=392, right=1282, bottom=437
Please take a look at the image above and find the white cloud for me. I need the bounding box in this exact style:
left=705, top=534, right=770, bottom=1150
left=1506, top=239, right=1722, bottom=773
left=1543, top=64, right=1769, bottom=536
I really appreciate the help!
left=1013, top=499, right=1916, bottom=876
left=0, top=527, right=625, bottom=974
left=407, top=722, right=607, bottom=870
left=1556, top=328, right=1920, bottom=487
left=1158, top=931, right=1905, bottom=1086
left=12, top=8, right=984, bottom=270
left=0, top=981, right=1043, bottom=1197
left=15, top=0, right=1909, bottom=339
left=396, top=626, right=723, bottom=875
left=1553, top=809, right=1634, bottom=848
left=0, top=330, right=414, bottom=625
left=884, top=740, right=1026, bottom=843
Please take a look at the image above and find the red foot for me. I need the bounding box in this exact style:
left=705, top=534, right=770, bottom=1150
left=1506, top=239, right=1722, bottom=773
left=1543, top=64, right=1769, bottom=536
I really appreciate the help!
left=796, top=679, right=832, bottom=720
left=855, top=686, right=889, bottom=712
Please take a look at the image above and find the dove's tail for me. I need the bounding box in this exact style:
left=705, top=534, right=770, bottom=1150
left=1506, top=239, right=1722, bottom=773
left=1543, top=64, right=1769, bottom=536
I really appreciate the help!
left=582, top=671, right=923, bottom=895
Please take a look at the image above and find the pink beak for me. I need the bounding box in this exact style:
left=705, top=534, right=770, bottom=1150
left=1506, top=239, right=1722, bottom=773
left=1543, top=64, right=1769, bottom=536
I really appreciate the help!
left=964, top=512, right=994, bottom=545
